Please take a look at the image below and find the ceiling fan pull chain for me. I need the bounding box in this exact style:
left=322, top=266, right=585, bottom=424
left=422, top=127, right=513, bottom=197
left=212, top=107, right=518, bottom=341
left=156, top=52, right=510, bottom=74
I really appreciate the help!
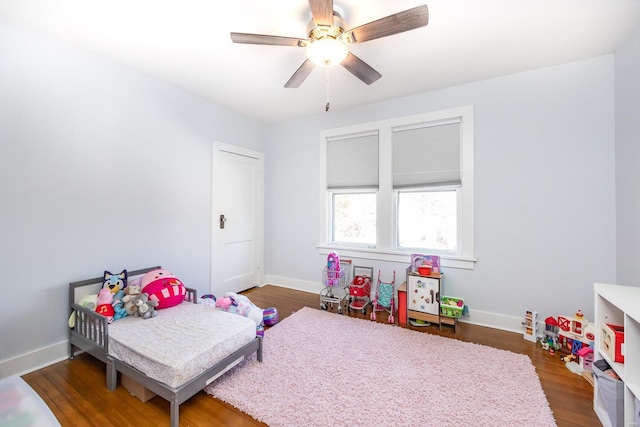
left=325, top=68, right=330, bottom=112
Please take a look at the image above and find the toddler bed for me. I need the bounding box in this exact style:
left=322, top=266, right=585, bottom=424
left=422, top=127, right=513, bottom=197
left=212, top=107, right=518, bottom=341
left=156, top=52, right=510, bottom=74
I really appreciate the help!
left=68, top=266, right=262, bottom=427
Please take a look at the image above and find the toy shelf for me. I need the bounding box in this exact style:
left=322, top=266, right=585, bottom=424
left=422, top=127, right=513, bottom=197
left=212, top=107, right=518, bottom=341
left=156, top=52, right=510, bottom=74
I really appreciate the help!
left=593, top=282, right=640, bottom=427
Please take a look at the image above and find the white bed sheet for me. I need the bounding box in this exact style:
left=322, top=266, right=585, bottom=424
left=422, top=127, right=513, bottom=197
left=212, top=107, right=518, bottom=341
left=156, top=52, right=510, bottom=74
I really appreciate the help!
left=108, top=302, right=256, bottom=388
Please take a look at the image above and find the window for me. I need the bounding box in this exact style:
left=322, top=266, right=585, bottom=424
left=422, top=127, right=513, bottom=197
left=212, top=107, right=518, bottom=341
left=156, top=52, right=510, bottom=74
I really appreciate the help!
left=332, top=192, right=376, bottom=245
left=319, top=106, right=475, bottom=269
left=397, top=190, right=457, bottom=251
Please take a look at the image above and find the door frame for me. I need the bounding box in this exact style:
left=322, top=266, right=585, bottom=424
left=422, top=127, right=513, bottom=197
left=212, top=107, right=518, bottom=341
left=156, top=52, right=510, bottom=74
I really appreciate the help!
left=210, top=140, right=264, bottom=295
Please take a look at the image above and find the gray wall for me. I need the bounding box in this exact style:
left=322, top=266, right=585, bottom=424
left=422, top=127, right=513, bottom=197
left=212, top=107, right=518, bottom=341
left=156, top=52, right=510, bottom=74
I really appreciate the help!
left=265, top=55, right=617, bottom=330
left=0, top=18, right=267, bottom=374
left=615, top=27, right=640, bottom=286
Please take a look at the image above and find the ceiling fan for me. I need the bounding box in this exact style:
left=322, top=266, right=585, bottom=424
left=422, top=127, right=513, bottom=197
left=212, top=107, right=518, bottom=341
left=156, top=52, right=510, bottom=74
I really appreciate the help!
left=230, top=1, right=429, bottom=88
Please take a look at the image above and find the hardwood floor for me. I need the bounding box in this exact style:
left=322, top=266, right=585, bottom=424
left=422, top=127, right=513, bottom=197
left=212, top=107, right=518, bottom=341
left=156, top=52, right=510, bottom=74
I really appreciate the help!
left=22, top=285, right=601, bottom=426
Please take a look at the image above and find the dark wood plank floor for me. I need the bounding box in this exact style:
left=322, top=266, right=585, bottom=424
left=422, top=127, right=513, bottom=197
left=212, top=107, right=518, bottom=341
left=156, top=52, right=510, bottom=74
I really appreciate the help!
left=22, top=285, right=600, bottom=426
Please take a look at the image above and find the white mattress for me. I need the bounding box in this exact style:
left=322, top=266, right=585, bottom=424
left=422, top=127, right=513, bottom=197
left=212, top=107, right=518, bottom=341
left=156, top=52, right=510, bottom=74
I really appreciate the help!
left=108, top=302, right=256, bottom=388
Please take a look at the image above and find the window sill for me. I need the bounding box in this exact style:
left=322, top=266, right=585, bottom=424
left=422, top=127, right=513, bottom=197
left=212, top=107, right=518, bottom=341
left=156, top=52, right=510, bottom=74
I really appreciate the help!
left=317, top=245, right=476, bottom=270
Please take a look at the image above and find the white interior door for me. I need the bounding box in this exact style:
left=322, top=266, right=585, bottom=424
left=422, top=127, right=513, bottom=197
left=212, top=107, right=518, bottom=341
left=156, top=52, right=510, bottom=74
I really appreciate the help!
left=211, top=141, right=264, bottom=297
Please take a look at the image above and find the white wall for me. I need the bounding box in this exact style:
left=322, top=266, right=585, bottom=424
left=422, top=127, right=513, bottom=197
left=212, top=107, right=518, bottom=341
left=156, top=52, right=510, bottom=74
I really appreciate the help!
left=265, top=55, right=617, bottom=331
left=615, top=27, right=640, bottom=287
left=0, top=18, right=267, bottom=376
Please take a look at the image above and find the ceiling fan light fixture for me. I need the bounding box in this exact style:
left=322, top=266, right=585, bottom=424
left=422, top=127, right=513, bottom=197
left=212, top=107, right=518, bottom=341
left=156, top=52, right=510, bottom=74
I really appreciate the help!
left=306, top=37, right=348, bottom=67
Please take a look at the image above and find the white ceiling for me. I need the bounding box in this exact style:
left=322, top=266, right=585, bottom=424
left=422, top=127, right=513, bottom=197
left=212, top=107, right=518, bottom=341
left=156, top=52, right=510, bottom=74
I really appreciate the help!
left=2, top=0, right=640, bottom=124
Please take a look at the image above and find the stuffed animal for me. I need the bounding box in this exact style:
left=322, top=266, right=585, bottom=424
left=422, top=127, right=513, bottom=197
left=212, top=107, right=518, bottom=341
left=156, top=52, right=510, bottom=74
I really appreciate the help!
left=140, top=269, right=186, bottom=309
left=95, top=288, right=115, bottom=323
left=215, top=292, right=264, bottom=326
left=112, top=289, right=128, bottom=321
left=103, top=270, right=128, bottom=294
left=68, top=294, right=98, bottom=328
left=200, top=294, right=217, bottom=307
left=130, top=293, right=158, bottom=319
left=123, top=285, right=142, bottom=316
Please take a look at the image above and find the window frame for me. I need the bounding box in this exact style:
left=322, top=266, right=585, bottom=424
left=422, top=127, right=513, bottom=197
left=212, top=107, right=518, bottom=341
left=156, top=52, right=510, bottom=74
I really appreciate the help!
left=318, top=106, right=475, bottom=270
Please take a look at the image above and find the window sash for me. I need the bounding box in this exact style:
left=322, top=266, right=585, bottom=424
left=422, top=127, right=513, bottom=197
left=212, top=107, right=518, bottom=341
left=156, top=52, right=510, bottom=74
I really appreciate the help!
left=393, top=121, right=461, bottom=189
left=327, top=132, right=379, bottom=189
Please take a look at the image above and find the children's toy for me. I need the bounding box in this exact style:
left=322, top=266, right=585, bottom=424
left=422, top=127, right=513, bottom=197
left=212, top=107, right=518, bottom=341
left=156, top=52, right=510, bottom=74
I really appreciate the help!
left=95, top=288, right=116, bottom=323
left=129, top=293, right=158, bottom=319
left=68, top=294, right=98, bottom=328
left=215, top=292, right=265, bottom=334
left=199, top=294, right=217, bottom=307
left=577, top=346, right=594, bottom=372
left=601, top=323, right=625, bottom=363
left=370, top=270, right=395, bottom=323
left=123, top=285, right=142, bottom=315
left=411, top=254, right=441, bottom=274
left=348, top=266, right=372, bottom=315
left=541, top=316, right=559, bottom=352
left=103, top=270, right=128, bottom=294
left=441, top=296, right=465, bottom=318
left=556, top=311, right=594, bottom=355
left=320, top=253, right=351, bottom=314
left=140, top=268, right=186, bottom=309
left=112, top=289, right=128, bottom=321
left=522, top=310, right=539, bottom=343
left=262, top=306, right=279, bottom=326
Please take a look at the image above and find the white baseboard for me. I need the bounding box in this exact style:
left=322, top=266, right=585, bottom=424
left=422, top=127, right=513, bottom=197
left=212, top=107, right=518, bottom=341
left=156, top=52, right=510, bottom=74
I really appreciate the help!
left=0, top=341, right=68, bottom=379
left=262, top=275, right=527, bottom=335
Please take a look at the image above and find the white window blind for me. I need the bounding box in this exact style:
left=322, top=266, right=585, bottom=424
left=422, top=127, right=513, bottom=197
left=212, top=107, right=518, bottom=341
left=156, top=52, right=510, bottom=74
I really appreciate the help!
left=327, top=132, right=379, bottom=189
left=393, top=121, right=461, bottom=188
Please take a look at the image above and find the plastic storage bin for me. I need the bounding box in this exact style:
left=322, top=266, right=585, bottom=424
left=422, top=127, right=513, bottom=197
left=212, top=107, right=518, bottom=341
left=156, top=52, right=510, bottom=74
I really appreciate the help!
left=593, top=359, right=624, bottom=427
left=440, top=296, right=464, bottom=318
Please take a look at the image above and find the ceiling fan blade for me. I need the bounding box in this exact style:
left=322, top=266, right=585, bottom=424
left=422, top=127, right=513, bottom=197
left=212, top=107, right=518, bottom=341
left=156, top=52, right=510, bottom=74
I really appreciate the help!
left=230, top=32, right=307, bottom=47
left=340, top=52, right=382, bottom=85
left=284, top=59, right=316, bottom=88
left=308, top=0, right=334, bottom=26
left=342, top=5, right=429, bottom=44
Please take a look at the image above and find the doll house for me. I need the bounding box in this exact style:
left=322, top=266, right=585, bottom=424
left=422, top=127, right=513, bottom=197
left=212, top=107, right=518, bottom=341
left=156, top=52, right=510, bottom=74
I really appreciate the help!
left=557, top=311, right=595, bottom=354
left=541, top=316, right=559, bottom=351
left=576, top=346, right=594, bottom=372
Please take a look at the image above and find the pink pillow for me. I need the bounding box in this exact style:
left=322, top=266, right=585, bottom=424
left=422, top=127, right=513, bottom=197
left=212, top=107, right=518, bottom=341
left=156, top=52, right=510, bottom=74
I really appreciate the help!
left=140, top=269, right=186, bottom=309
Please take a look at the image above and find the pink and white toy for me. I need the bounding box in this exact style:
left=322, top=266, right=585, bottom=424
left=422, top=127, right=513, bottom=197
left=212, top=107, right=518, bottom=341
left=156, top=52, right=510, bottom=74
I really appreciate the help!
left=140, top=268, right=186, bottom=309
left=95, top=288, right=115, bottom=323
left=326, top=251, right=340, bottom=286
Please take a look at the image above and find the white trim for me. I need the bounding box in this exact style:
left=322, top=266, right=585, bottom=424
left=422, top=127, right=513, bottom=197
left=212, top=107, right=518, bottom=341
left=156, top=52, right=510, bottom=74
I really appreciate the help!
left=0, top=341, right=68, bottom=379
left=262, top=275, right=321, bottom=294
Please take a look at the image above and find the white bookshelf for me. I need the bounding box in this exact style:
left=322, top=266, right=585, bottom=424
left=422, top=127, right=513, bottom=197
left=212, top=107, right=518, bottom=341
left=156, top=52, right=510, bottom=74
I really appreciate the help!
left=593, top=282, right=640, bottom=427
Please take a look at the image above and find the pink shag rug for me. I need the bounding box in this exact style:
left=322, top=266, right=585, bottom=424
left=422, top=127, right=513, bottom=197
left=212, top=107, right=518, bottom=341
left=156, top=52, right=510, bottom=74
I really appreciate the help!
left=205, top=307, right=556, bottom=427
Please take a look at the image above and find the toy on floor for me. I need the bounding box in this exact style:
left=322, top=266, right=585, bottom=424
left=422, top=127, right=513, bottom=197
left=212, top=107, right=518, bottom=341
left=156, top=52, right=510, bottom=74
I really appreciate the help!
left=320, top=254, right=351, bottom=313
left=262, top=306, right=279, bottom=326
left=326, top=251, right=341, bottom=286
left=370, top=270, right=396, bottom=323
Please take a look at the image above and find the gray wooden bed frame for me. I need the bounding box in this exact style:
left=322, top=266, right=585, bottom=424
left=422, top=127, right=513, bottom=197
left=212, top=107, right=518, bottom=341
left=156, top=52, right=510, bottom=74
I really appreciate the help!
left=68, top=266, right=263, bottom=427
